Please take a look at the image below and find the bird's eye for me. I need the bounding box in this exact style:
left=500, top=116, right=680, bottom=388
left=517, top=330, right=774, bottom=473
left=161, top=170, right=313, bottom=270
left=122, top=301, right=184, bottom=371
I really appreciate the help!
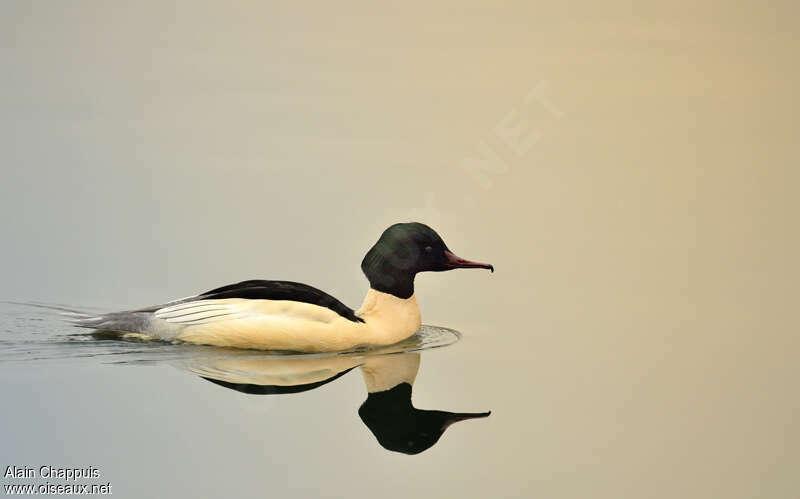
left=424, top=246, right=433, bottom=253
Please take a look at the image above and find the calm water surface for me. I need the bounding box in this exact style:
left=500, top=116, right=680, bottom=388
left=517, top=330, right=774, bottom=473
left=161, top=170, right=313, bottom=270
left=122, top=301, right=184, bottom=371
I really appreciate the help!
left=1, top=302, right=500, bottom=497
left=3, top=289, right=798, bottom=499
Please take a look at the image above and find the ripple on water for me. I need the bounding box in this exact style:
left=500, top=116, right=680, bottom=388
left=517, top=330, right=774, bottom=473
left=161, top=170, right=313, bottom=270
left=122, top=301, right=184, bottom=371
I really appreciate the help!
left=0, top=302, right=461, bottom=366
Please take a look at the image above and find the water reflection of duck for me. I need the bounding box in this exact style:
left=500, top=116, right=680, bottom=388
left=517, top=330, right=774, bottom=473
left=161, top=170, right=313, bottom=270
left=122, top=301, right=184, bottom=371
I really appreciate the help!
left=359, top=354, right=490, bottom=454
left=70, top=223, right=493, bottom=352
left=179, top=350, right=489, bottom=454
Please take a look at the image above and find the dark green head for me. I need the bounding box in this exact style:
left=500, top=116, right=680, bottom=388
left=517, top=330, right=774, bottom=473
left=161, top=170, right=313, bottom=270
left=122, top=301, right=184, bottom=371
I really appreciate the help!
left=361, top=222, right=493, bottom=299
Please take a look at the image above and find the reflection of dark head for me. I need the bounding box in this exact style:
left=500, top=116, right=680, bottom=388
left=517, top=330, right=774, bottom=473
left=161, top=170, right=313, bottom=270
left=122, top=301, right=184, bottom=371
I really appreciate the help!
left=358, top=383, right=490, bottom=455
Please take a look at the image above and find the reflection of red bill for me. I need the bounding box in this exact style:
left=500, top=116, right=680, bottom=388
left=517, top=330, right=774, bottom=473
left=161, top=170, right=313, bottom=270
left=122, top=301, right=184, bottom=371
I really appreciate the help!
left=442, top=411, right=492, bottom=429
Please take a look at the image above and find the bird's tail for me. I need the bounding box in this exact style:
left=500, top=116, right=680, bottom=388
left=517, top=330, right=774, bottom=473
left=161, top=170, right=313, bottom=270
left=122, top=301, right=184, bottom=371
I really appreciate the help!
left=63, top=310, right=153, bottom=334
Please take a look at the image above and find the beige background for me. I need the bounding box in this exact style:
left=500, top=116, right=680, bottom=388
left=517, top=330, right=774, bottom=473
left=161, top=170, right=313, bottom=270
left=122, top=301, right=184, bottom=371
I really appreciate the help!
left=1, top=1, right=798, bottom=498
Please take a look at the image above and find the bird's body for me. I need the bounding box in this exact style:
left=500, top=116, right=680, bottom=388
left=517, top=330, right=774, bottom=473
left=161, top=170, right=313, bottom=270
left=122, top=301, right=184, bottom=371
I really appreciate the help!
left=70, top=223, right=492, bottom=352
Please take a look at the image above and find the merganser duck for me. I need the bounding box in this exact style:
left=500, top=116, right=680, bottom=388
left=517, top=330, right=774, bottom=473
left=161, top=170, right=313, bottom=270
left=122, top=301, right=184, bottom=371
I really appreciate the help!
left=181, top=351, right=490, bottom=454
left=71, top=222, right=493, bottom=352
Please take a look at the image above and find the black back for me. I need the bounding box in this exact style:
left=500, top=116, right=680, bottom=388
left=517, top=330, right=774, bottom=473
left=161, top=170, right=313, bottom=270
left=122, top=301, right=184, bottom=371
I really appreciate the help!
left=197, top=280, right=364, bottom=323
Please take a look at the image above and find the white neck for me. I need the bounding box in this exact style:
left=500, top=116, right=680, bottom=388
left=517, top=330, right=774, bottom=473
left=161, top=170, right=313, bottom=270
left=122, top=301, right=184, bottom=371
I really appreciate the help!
left=356, top=288, right=422, bottom=345
left=360, top=353, right=421, bottom=392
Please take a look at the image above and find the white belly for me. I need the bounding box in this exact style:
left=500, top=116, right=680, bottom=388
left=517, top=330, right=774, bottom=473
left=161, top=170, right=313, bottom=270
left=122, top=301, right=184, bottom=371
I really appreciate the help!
left=148, top=291, right=421, bottom=352
left=176, top=314, right=367, bottom=352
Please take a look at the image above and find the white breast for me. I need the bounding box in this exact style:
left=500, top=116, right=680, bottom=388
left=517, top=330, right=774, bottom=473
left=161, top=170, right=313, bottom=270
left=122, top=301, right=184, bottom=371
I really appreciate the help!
left=355, top=289, right=422, bottom=345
